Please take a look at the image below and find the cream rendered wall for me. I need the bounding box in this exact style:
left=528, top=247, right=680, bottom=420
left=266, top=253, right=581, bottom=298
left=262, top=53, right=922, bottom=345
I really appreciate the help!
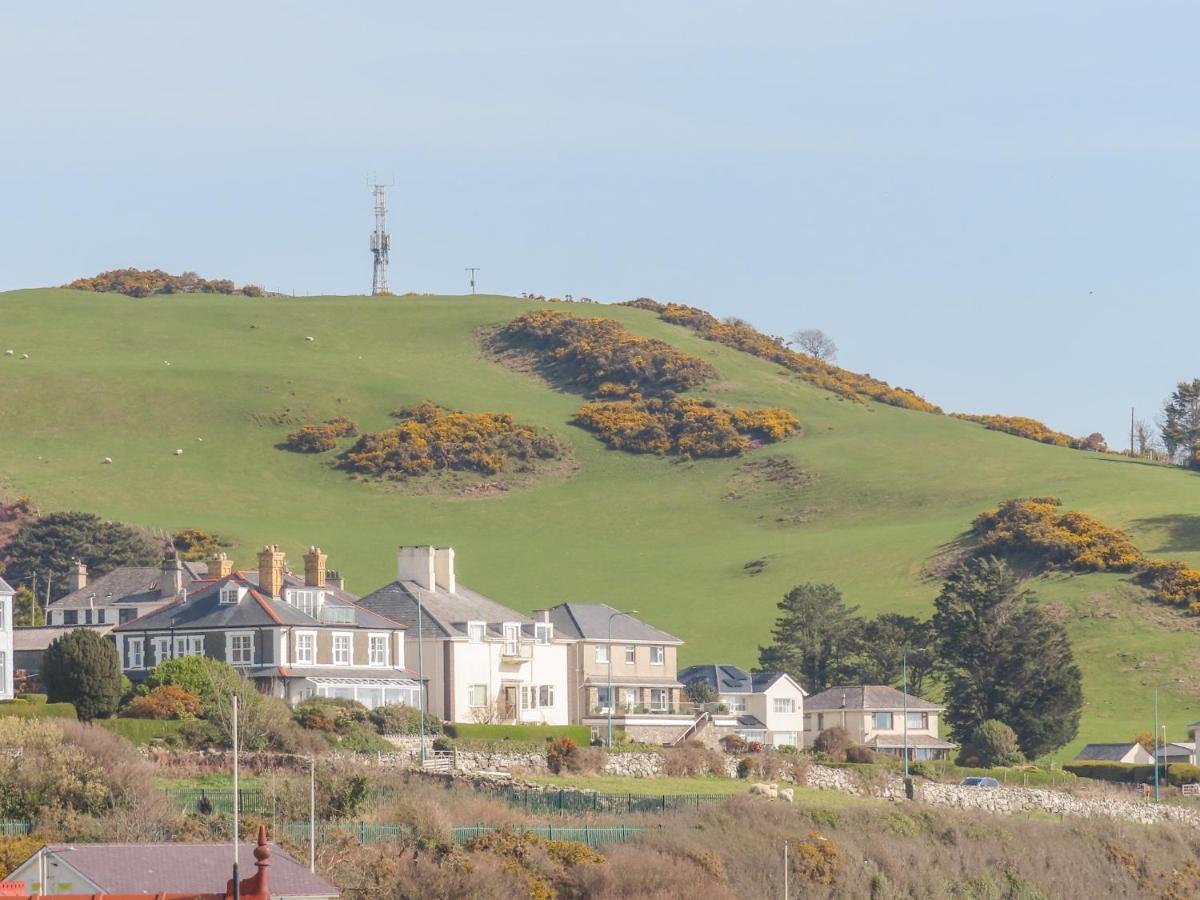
left=449, top=639, right=569, bottom=726
left=803, top=709, right=940, bottom=744
left=756, top=678, right=806, bottom=741
left=579, top=642, right=677, bottom=679
left=0, top=585, right=12, bottom=700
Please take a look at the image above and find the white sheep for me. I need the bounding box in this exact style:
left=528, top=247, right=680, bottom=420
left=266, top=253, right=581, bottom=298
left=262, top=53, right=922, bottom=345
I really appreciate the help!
left=20, top=353, right=29, bottom=359
left=779, top=788, right=794, bottom=802
left=102, top=457, right=113, bottom=465
left=3, top=349, right=12, bottom=356
left=304, top=336, right=315, bottom=342
left=749, top=783, right=779, bottom=799
left=174, top=449, right=184, bottom=456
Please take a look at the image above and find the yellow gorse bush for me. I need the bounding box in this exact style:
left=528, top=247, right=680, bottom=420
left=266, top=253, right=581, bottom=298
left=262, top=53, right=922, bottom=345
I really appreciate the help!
left=952, top=414, right=1105, bottom=451
left=66, top=267, right=267, bottom=298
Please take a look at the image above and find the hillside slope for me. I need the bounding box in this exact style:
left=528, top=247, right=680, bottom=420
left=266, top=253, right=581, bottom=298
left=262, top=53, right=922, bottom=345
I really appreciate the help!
left=2, top=288, right=1198, bottom=755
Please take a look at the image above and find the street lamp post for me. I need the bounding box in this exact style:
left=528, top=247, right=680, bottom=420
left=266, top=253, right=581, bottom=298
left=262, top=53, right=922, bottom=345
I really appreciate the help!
left=417, top=589, right=426, bottom=766
left=607, top=610, right=638, bottom=748
left=901, top=647, right=928, bottom=782
left=1154, top=680, right=1182, bottom=802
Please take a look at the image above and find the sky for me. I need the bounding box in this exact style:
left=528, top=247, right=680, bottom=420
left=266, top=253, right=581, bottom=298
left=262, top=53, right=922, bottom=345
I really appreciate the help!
left=2, top=1, right=1198, bottom=445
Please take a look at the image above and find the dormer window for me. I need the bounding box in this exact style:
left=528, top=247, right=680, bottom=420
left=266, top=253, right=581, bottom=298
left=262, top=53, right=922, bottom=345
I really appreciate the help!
left=287, top=588, right=320, bottom=618
left=220, top=586, right=242, bottom=604
left=467, top=621, right=485, bottom=643
left=534, top=622, right=552, bottom=645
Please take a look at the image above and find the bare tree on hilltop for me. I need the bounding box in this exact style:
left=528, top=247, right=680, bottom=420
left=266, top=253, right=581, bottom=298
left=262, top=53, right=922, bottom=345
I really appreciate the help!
left=791, top=328, right=838, bottom=363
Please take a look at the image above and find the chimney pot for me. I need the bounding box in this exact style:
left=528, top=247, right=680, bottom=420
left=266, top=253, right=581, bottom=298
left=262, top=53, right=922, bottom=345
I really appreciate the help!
left=209, top=552, right=233, bottom=579
left=257, top=544, right=286, bottom=599
left=303, top=546, right=328, bottom=588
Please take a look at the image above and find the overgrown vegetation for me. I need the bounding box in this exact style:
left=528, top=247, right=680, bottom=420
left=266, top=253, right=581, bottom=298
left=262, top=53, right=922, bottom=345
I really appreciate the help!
left=574, top=396, right=799, bottom=458
left=952, top=413, right=1106, bottom=451
left=66, top=268, right=268, bottom=298
left=42, top=630, right=122, bottom=721
left=283, top=416, right=360, bottom=453
left=619, top=298, right=941, bottom=412
left=171, top=528, right=228, bottom=561
left=340, top=402, right=564, bottom=478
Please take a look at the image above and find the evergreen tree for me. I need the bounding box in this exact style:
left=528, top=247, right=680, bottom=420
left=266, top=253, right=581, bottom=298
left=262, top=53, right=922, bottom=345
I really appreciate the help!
left=758, top=583, right=862, bottom=692
left=853, top=613, right=933, bottom=696
left=42, top=629, right=121, bottom=720
left=1160, top=378, right=1200, bottom=464
left=12, top=586, right=43, bottom=626
left=2, top=511, right=159, bottom=600
left=933, top=557, right=1082, bottom=759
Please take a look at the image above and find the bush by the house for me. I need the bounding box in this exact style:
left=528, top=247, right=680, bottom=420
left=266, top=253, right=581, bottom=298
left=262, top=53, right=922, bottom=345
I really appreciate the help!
left=574, top=396, right=799, bottom=458
left=293, top=697, right=371, bottom=735
left=957, top=720, right=1024, bottom=768
left=42, top=629, right=122, bottom=721
left=341, top=402, right=564, bottom=478
left=125, top=685, right=203, bottom=720
left=662, top=740, right=726, bottom=777
left=844, top=745, right=877, bottom=764
left=368, top=704, right=443, bottom=736
left=283, top=416, right=359, bottom=453
left=0, top=699, right=77, bottom=720
left=546, top=737, right=580, bottom=774
left=812, top=726, right=854, bottom=761
left=66, top=268, right=267, bottom=298
left=494, top=309, right=718, bottom=396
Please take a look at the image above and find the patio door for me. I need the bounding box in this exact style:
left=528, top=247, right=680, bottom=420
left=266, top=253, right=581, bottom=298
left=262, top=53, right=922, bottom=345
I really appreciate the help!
left=502, top=685, right=519, bottom=721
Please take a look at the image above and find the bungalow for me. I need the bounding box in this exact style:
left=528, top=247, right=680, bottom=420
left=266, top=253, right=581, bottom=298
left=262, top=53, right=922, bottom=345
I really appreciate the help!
left=0, top=576, right=13, bottom=700
left=357, top=546, right=571, bottom=725
left=114, top=545, right=419, bottom=709
left=1074, top=742, right=1155, bottom=765
left=804, top=684, right=955, bottom=761
left=45, top=552, right=209, bottom=627
left=678, top=664, right=806, bottom=748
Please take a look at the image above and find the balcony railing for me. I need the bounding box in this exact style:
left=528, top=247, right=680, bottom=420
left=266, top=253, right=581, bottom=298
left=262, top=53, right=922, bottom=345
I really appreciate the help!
left=587, top=704, right=691, bottom=717
left=500, top=641, right=533, bottom=660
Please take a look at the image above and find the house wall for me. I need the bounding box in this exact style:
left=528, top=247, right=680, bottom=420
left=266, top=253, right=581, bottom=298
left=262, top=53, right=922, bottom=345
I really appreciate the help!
left=448, top=639, right=569, bottom=725
left=803, top=708, right=941, bottom=744
left=752, top=679, right=806, bottom=745
left=579, top=642, right=678, bottom=680
left=0, top=588, right=13, bottom=700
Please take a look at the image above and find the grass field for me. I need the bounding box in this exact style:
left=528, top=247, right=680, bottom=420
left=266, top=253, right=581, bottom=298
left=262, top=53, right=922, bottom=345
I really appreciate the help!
left=3, top=288, right=1200, bottom=755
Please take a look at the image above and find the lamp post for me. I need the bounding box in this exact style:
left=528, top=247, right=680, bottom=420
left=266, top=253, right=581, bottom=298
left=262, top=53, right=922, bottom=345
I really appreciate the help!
left=417, top=589, right=426, bottom=766
left=607, top=609, right=637, bottom=748
left=901, top=647, right=927, bottom=781
left=1154, top=680, right=1181, bottom=802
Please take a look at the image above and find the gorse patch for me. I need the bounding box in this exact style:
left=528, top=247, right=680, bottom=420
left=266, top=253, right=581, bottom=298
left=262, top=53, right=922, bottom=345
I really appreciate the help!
left=971, top=497, right=1200, bottom=612
left=66, top=268, right=268, bottom=298
left=619, top=298, right=941, bottom=412
left=341, top=402, right=564, bottom=478
left=574, top=397, right=799, bottom=458
left=494, top=309, right=718, bottom=396
left=952, top=414, right=1106, bottom=452
left=284, top=416, right=359, bottom=453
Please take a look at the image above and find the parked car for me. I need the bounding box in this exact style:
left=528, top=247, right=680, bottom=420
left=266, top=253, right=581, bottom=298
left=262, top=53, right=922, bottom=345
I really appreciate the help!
left=960, top=776, right=1001, bottom=788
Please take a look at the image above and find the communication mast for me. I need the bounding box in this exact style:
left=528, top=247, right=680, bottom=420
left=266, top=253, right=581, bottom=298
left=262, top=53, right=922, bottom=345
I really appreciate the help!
left=370, top=181, right=391, bottom=295
left=465, top=267, right=479, bottom=295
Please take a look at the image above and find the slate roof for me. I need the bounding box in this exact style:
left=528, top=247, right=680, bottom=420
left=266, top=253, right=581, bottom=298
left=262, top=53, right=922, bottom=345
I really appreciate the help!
left=114, top=573, right=400, bottom=633
left=805, top=685, right=941, bottom=712
left=678, top=664, right=800, bottom=695
left=19, top=841, right=336, bottom=898
left=1073, top=743, right=1148, bottom=762
left=547, top=603, right=681, bottom=644
left=13, top=624, right=113, bottom=651
left=49, top=562, right=208, bottom=610
left=357, top=579, right=533, bottom=639
left=0, top=576, right=14, bottom=593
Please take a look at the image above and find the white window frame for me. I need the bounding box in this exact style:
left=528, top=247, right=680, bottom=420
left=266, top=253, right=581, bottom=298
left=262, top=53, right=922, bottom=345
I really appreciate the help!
left=468, top=684, right=488, bottom=708
left=220, top=585, right=241, bottom=605
left=594, top=644, right=609, bottom=664
left=368, top=633, right=389, bottom=667
left=502, top=622, right=520, bottom=656
left=152, top=636, right=170, bottom=663
left=773, top=697, right=796, bottom=714
left=534, top=622, right=552, bottom=645
left=624, top=645, right=635, bottom=665
left=650, top=645, right=665, bottom=666
left=227, top=631, right=255, bottom=667
left=650, top=688, right=669, bottom=711
left=279, top=631, right=288, bottom=666
left=725, top=694, right=748, bottom=713
left=295, top=630, right=317, bottom=665
left=332, top=632, right=353, bottom=666
left=288, top=588, right=319, bottom=619
left=467, top=621, right=485, bottom=643
left=127, top=637, right=144, bottom=669
left=174, top=635, right=204, bottom=657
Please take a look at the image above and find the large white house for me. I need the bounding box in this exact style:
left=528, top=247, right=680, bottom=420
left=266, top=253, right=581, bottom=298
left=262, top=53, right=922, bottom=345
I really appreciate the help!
left=678, top=664, right=807, bottom=747
left=358, top=546, right=571, bottom=726
left=0, top=577, right=13, bottom=700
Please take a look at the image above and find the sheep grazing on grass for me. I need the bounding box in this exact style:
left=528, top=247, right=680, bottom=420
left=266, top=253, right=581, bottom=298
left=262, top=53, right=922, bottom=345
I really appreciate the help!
left=20, top=353, right=29, bottom=359
left=779, top=788, right=794, bottom=802
left=749, top=783, right=779, bottom=799
left=304, top=336, right=315, bottom=342
left=174, top=449, right=184, bottom=456
left=102, top=457, right=113, bottom=465
left=4, top=349, right=12, bottom=356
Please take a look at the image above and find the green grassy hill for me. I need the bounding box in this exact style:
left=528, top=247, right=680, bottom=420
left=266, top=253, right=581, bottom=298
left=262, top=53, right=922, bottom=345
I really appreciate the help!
left=2, top=288, right=1198, bottom=756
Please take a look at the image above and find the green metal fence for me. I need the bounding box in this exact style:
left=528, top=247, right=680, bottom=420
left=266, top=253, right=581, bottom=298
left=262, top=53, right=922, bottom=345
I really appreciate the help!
left=0, top=821, right=32, bottom=836
left=486, top=786, right=730, bottom=816
left=164, top=788, right=271, bottom=815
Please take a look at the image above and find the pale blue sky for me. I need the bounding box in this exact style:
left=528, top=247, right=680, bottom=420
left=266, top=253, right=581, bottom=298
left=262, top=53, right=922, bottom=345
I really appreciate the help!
left=2, top=2, right=1196, bottom=444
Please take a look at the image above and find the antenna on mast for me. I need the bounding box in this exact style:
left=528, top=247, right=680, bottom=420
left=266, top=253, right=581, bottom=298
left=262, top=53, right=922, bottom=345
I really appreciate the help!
left=369, top=177, right=393, bottom=296
left=465, top=267, right=479, bottom=295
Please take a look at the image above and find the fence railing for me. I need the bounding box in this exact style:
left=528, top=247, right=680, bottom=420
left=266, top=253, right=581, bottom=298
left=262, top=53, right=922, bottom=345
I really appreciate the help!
left=163, top=788, right=272, bottom=815
left=484, top=786, right=731, bottom=816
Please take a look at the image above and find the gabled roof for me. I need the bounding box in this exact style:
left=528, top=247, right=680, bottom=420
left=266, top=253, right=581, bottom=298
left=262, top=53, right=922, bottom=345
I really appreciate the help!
left=114, top=573, right=399, bottom=633
left=547, top=603, right=681, bottom=644
left=805, top=685, right=941, bottom=712
left=1073, top=742, right=1147, bottom=761
left=678, top=664, right=803, bottom=696
left=47, top=563, right=207, bottom=611
left=0, top=576, right=14, bottom=594
left=357, top=579, right=531, bottom=639
left=13, top=624, right=113, bottom=651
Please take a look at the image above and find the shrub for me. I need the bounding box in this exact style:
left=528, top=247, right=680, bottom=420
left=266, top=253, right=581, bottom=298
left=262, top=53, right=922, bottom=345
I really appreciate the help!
left=957, top=720, right=1024, bottom=768
left=617, top=299, right=941, bottom=412
left=294, top=698, right=370, bottom=735
left=0, top=834, right=44, bottom=879
left=736, top=757, right=755, bottom=779
left=20, top=693, right=47, bottom=704
left=143, top=656, right=241, bottom=718
left=443, top=723, right=591, bottom=745
left=790, top=832, right=846, bottom=885
left=99, top=718, right=187, bottom=746
left=845, top=745, right=877, bottom=764
left=812, top=726, right=853, bottom=761
left=546, top=738, right=580, bottom=774
left=0, top=700, right=76, bottom=720
left=719, top=734, right=748, bottom=755
left=494, top=309, right=719, bottom=396
left=574, top=396, right=799, bottom=458
left=1167, top=763, right=1200, bottom=786
left=1062, top=762, right=1156, bottom=783
left=171, top=528, right=226, bottom=560
left=65, top=268, right=267, bottom=298
left=42, top=630, right=121, bottom=721
left=663, top=740, right=726, bottom=777
left=341, top=402, right=564, bottom=478
left=951, top=414, right=1103, bottom=451
left=336, top=724, right=394, bottom=753
left=284, top=416, right=359, bottom=453
left=368, top=704, right=443, bottom=736
left=125, top=685, right=203, bottom=720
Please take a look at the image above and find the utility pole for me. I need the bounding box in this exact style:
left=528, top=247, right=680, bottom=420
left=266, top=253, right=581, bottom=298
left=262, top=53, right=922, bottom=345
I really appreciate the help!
left=370, top=181, right=392, bottom=296
left=465, top=267, right=479, bottom=295
left=1130, top=407, right=1136, bottom=457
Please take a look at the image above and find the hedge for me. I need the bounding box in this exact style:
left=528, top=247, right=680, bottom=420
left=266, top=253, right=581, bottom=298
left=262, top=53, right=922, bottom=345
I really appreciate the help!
left=99, top=718, right=186, bottom=745
left=0, top=700, right=78, bottom=720
left=1062, top=761, right=1200, bottom=785
left=445, top=723, right=592, bottom=745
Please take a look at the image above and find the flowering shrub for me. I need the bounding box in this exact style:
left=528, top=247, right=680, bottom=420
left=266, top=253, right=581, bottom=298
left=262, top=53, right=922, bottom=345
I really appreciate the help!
left=546, top=737, right=580, bottom=774
left=125, top=684, right=203, bottom=720
left=1136, top=560, right=1200, bottom=612
left=618, top=299, right=941, bottom=412
left=66, top=268, right=267, bottom=297
left=574, top=397, right=799, bottom=458
left=341, top=402, right=563, bottom=478
left=952, top=414, right=1105, bottom=451
left=495, top=309, right=718, bottom=396
left=284, top=416, right=359, bottom=453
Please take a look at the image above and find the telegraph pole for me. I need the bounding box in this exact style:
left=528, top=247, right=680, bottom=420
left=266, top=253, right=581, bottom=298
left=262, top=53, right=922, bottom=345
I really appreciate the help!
left=465, top=267, right=479, bottom=295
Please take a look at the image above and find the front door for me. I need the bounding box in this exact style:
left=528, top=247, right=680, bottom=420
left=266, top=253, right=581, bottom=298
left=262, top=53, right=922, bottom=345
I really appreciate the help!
left=502, top=685, right=518, bottom=721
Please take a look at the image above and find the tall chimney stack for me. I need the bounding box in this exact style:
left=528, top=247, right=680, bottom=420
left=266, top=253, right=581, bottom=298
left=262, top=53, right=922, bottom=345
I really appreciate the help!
left=257, top=544, right=285, bottom=598
left=303, top=546, right=327, bottom=588
left=434, top=547, right=456, bottom=594
left=326, top=569, right=345, bottom=591
left=68, top=560, right=88, bottom=593
left=160, top=552, right=184, bottom=599
left=396, top=546, right=436, bottom=591
left=209, top=552, right=233, bottom=579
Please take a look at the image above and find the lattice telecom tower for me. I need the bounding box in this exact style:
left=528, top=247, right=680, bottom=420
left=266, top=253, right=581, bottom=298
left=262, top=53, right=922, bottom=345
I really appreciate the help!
left=369, top=182, right=391, bottom=295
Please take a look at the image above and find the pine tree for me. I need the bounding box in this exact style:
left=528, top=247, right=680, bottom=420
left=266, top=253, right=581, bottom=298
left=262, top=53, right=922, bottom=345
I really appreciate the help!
left=758, top=583, right=862, bottom=692
left=933, top=557, right=1082, bottom=759
left=1160, top=378, right=1200, bottom=464
left=42, top=629, right=121, bottom=720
